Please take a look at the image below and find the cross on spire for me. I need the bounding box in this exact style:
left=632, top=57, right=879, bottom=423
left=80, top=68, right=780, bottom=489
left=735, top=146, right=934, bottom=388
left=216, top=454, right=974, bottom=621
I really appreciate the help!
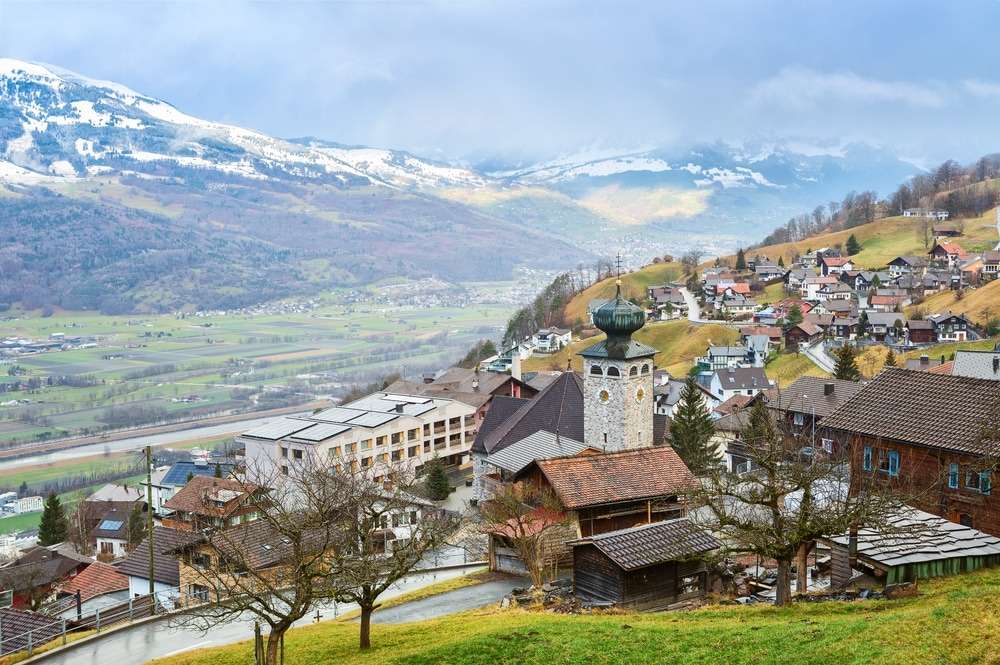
left=615, top=252, right=623, bottom=278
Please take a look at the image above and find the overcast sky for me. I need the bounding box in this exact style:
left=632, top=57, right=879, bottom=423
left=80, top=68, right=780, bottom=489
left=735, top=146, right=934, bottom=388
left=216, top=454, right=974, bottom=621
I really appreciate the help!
left=4, top=1, right=1000, bottom=165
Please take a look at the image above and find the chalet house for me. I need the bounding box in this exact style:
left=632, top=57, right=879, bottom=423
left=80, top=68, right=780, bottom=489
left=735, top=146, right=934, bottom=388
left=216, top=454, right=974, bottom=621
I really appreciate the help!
left=696, top=345, right=752, bottom=371
left=118, top=527, right=201, bottom=601
left=784, top=321, right=823, bottom=351
left=654, top=379, right=720, bottom=417
left=868, top=293, right=907, bottom=313
left=647, top=285, right=688, bottom=320
left=817, top=281, right=854, bottom=302
left=801, top=276, right=840, bottom=302
left=888, top=256, right=929, bottom=279
left=820, top=256, right=854, bottom=276
left=570, top=519, right=721, bottom=611
left=785, top=268, right=813, bottom=292
left=753, top=263, right=784, bottom=281
left=142, top=460, right=237, bottom=516
left=831, top=316, right=860, bottom=340
left=960, top=256, right=983, bottom=287
left=903, top=208, right=949, bottom=220
left=922, top=271, right=951, bottom=292
left=93, top=507, right=131, bottom=560
left=724, top=282, right=752, bottom=297
left=162, top=476, right=266, bottom=532
left=821, top=299, right=857, bottom=318
left=532, top=328, right=572, bottom=353
left=719, top=294, right=758, bottom=319
left=756, top=376, right=864, bottom=452
left=952, top=349, right=1000, bottom=380
left=54, top=561, right=130, bottom=617
left=932, top=223, right=962, bottom=238
left=742, top=334, right=770, bottom=367
left=863, top=312, right=905, bottom=341
left=704, top=366, right=773, bottom=402
left=822, top=369, right=1000, bottom=535
left=981, top=251, right=1000, bottom=282
left=517, top=448, right=695, bottom=537
left=847, top=270, right=891, bottom=292
left=930, top=313, right=974, bottom=342
left=0, top=544, right=90, bottom=610
left=740, top=325, right=783, bottom=347
left=929, top=242, right=968, bottom=269
left=906, top=319, right=936, bottom=344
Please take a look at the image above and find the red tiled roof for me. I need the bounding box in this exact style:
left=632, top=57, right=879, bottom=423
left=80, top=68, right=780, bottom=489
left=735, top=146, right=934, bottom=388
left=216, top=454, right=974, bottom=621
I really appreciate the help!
left=715, top=395, right=752, bottom=415
left=934, top=242, right=967, bottom=257
left=870, top=295, right=903, bottom=305
left=59, top=561, right=129, bottom=601
left=928, top=361, right=955, bottom=375
left=535, top=447, right=695, bottom=509
left=163, top=475, right=259, bottom=517
left=822, top=257, right=851, bottom=266
left=728, top=282, right=751, bottom=295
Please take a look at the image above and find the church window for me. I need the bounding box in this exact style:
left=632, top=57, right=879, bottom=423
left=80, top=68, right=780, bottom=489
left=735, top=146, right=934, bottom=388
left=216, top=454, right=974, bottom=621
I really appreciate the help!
left=641, top=364, right=650, bottom=374
left=589, top=365, right=604, bottom=376
left=606, top=366, right=620, bottom=378
left=629, top=366, right=638, bottom=377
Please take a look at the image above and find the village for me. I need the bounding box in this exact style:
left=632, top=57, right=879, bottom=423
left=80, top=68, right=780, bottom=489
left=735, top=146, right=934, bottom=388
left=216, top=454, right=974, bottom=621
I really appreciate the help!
left=3, top=222, right=1000, bottom=662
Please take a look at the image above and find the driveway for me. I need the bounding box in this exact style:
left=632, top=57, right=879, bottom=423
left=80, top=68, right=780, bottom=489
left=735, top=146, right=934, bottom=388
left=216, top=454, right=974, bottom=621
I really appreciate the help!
left=679, top=287, right=705, bottom=323
left=365, top=576, right=525, bottom=624
left=802, top=341, right=836, bottom=373
left=33, top=565, right=485, bottom=665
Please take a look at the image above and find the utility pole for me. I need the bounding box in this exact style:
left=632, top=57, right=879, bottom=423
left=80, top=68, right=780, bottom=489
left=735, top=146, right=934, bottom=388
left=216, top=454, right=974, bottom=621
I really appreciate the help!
left=145, top=445, right=155, bottom=601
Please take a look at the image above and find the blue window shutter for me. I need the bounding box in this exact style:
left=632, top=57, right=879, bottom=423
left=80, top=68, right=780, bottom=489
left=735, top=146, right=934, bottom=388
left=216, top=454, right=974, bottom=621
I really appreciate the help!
left=888, top=451, right=899, bottom=477
left=981, top=471, right=992, bottom=496
left=863, top=447, right=872, bottom=472
left=949, top=464, right=959, bottom=489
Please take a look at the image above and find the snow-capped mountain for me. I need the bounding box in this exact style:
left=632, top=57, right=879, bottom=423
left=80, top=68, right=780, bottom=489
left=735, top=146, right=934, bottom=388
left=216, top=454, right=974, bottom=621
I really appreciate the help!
left=0, top=58, right=484, bottom=189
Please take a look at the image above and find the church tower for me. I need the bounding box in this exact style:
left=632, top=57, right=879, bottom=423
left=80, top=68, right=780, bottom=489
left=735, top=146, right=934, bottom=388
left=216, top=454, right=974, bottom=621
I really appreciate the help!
left=580, top=277, right=655, bottom=451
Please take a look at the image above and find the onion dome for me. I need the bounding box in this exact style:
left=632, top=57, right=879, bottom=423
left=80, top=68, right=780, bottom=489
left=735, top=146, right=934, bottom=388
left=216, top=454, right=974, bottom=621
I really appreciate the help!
left=593, top=280, right=645, bottom=338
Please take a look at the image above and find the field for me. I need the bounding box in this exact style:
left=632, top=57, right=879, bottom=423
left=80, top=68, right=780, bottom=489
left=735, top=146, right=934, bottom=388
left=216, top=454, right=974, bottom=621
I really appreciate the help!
left=0, top=299, right=512, bottom=448
left=151, top=566, right=1000, bottom=665
left=765, top=352, right=829, bottom=387
left=909, top=279, right=1000, bottom=322
left=524, top=320, right=738, bottom=376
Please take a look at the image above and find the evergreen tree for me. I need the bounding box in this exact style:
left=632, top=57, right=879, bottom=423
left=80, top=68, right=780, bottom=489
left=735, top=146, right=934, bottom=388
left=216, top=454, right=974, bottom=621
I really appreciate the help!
left=423, top=459, right=451, bottom=501
left=214, top=463, right=223, bottom=478
left=126, top=502, right=146, bottom=552
left=859, top=311, right=870, bottom=337
left=833, top=344, right=861, bottom=381
left=735, top=248, right=747, bottom=271
left=786, top=305, right=803, bottom=326
left=18, top=480, right=28, bottom=497
left=187, top=471, right=194, bottom=482
left=845, top=234, right=862, bottom=255
left=884, top=348, right=897, bottom=368
left=777, top=255, right=785, bottom=267
left=669, top=379, right=720, bottom=475
left=37, top=492, right=68, bottom=546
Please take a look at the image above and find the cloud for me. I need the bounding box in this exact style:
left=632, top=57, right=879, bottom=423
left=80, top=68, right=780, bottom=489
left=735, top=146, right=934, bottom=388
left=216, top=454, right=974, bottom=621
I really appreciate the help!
left=962, top=79, right=1000, bottom=98
left=748, top=67, right=948, bottom=111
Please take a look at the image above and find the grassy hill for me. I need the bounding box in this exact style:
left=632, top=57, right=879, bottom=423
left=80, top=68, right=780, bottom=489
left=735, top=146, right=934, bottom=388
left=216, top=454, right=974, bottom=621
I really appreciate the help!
left=563, top=263, right=683, bottom=326
left=909, top=279, right=1000, bottom=321
left=150, top=567, right=1000, bottom=665
left=524, top=319, right=737, bottom=376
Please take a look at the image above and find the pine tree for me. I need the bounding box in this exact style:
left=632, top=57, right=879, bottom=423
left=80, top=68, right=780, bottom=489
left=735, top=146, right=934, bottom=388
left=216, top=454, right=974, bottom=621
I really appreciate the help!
left=884, top=348, right=897, bottom=368
left=845, top=234, right=862, bottom=256
left=735, top=248, right=747, bottom=271
left=37, top=492, right=68, bottom=546
left=777, top=255, right=785, bottom=267
left=423, top=459, right=451, bottom=501
left=214, top=463, right=223, bottom=478
left=786, top=305, right=803, bottom=326
left=127, top=502, right=147, bottom=552
left=833, top=344, right=861, bottom=381
left=669, top=379, right=720, bottom=475
left=18, top=481, right=28, bottom=497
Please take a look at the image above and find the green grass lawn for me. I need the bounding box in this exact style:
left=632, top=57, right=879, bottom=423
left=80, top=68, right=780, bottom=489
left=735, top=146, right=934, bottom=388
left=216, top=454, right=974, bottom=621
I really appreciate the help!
left=765, top=352, right=830, bottom=387
left=151, top=567, right=1000, bottom=665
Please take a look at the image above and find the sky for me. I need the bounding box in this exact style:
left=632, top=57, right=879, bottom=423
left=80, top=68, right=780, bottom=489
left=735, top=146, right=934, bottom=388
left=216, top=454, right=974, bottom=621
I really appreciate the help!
left=3, top=0, right=1000, bottom=165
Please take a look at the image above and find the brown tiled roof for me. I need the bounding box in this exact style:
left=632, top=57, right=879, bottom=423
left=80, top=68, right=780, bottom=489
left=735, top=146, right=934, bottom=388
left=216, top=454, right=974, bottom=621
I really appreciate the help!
left=116, top=527, right=198, bottom=585
left=59, top=561, right=129, bottom=601
left=715, top=395, right=752, bottom=415
left=760, top=376, right=865, bottom=419
left=788, top=321, right=822, bottom=337
left=170, top=519, right=329, bottom=571
left=571, top=518, right=721, bottom=570
left=821, top=368, right=1000, bottom=455
left=534, top=447, right=695, bottom=509
left=928, top=361, right=955, bottom=375
left=475, top=372, right=584, bottom=456
left=163, top=475, right=259, bottom=517
left=0, top=609, right=65, bottom=656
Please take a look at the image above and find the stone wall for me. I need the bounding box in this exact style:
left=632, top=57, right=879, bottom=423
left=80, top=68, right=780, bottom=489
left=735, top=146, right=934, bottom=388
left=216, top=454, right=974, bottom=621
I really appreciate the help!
left=583, top=357, right=654, bottom=451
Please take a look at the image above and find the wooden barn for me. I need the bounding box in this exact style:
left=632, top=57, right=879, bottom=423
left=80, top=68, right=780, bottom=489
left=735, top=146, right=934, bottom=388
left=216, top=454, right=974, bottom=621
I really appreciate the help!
left=570, top=518, right=720, bottom=611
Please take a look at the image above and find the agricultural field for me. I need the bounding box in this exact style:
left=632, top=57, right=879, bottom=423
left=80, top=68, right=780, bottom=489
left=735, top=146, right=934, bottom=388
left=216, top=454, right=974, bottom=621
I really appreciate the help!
left=0, top=297, right=512, bottom=449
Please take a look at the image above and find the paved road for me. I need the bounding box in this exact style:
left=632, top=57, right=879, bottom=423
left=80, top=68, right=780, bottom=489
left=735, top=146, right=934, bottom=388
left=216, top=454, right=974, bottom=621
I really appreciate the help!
left=679, top=287, right=708, bottom=323
left=35, top=566, right=485, bottom=665
left=2, top=412, right=309, bottom=471
left=802, top=341, right=836, bottom=373
left=366, top=577, right=524, bottom=624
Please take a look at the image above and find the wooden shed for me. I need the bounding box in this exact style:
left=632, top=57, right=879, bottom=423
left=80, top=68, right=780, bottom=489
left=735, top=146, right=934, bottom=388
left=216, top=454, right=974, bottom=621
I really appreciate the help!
left=570, top=518, right=720, bottom=611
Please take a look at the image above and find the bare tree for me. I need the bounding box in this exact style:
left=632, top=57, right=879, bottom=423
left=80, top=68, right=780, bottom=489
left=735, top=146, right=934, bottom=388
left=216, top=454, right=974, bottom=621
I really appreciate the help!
left=687, top=399, right=921, bottom=605
left=680, top=250, right=704, bottom=275
left=476, top=481, right=568, bottom=588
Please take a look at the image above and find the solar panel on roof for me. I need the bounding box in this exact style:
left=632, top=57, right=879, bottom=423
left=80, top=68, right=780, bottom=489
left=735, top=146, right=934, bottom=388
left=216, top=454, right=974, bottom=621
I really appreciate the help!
left=380, top=394, right=432, bottom=404
left=312, top=407, right=365, bottom=423
left=242, top=418, right=315, bottom=440
left=292, top=423, right=352, bottom=441
left=403, top=403, right=435, bottom=417
left=98, top=519, right=123, bottom=531
left=346, top=411, right=398, bottom=428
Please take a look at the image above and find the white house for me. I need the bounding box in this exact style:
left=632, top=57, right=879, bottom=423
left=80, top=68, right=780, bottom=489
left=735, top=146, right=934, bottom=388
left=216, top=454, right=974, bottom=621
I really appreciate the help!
left=531, top=328, right=571, bottom=353
left=704, top=367, right=774, bottom=403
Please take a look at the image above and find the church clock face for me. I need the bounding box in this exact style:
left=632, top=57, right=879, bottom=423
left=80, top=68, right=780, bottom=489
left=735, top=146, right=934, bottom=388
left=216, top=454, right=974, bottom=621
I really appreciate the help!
left=635, top=387, right=645, bottom=403
left=599, top=389, right=610, bottom=403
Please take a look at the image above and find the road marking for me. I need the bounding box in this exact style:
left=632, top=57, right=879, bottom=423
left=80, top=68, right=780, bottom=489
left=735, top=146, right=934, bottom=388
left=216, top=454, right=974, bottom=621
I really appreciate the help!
left=161, top=642, right=212, bottom=658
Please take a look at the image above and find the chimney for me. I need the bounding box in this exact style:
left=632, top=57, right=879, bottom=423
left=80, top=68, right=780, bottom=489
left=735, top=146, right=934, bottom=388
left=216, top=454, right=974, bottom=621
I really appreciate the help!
left=511, top=350, right=522, bottom=382
left=824, top=382, right=834, bottom=396
left=472, top=376, right=480, bottom=392
left=920, top=354, right=929, bottom=366
left=993, top=356, right=999, bottom=374
left=394, top=402, right=404, bottom=413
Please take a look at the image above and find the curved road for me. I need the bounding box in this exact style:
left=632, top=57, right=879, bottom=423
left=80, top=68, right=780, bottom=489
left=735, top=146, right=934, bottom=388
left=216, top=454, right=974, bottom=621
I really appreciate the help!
left=801, top=341, right=836, bottom=373
left=36, top=565, right=495, bottom=665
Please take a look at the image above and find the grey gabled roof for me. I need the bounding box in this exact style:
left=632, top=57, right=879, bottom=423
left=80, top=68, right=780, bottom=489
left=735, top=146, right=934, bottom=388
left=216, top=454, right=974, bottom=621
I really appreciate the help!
left=827, top=506, right=1000, bottom=568
left=570, top=518, right=720, bottom=571
left=485, top=430, right=593, bottom=475
left=952, top=350, right=1000, bottom=380
left=713, top=367, right=771, bottom=391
